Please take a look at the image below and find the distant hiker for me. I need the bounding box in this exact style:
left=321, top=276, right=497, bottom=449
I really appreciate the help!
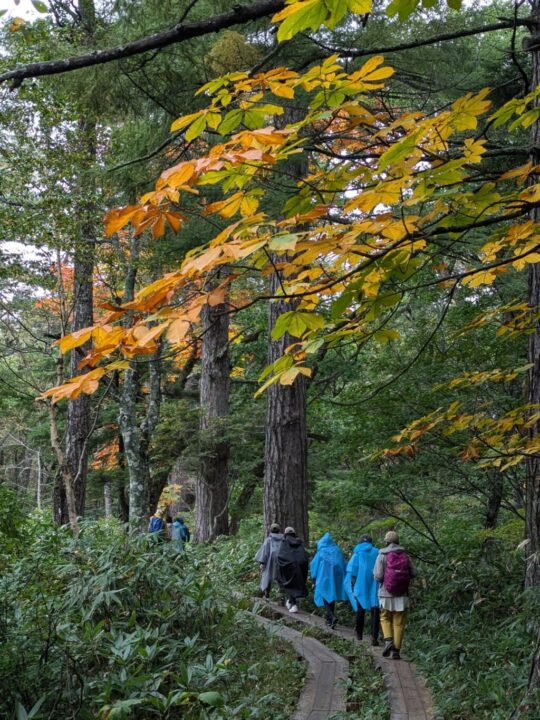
left=254, top=523, right=284, bottom=598
left=171, top=516, right=190, bottom=551
left=344, top=534, right=381, bottom=645
left=373, top=530, right=416, bottom=660
left=277, top=526, right=309, bottom=613
left=310, top=532, right=347, bottom=628
left=148, top=511, right=165, bottom=543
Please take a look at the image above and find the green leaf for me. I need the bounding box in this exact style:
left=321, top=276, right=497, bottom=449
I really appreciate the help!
left=268, top=233, right=298, bottom=251
left=373, top=328, right=400, bottom=344
left=31, top=0, right=48, bottom=12
left=447, top=0, right=462, bottom=9
left=386, top=0, right=419, bottom=21
left=185, top=114, right=208, bottom=142
left=218, top=109, right=243, bottom=135
left=198, top=691, right=224, bottom=707
left=15, top=701, right=28, bottom=720
left=271, top=311, right=325, bottom=340
left=276, top=0, right=329, bottom=42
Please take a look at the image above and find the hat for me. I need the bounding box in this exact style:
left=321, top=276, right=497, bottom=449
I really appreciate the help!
left=270, top=523, right=281, bottom=533
left=360, top=534, right=372, bottom=543
left=284, top=526, right=296, bottom=535
left=384, top=530, right=399, bottom=545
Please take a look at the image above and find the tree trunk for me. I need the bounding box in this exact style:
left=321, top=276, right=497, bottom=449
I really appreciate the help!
left=194, top=299, right=230, bottom=542
left=117, top=237, right=162, bottom=529
left=485, top=470, right=503, bottom=530
left=229, top=460, right=264, bottom=535
left=263, top=267, right=309, bottom=542
left=64, top=0, right=97, bottom=522
left=119, top=364, right=149, bottom=527
left=104, top=481, right=112, bottom=519
left=526, top=2, right=540, bottom=593
left=516, top=5, right=540, bottom=709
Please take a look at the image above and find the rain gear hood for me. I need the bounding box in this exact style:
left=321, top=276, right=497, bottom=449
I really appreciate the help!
left=344, top=541, right=379, bottom=611
left=310, top=532, right=347, bottom=607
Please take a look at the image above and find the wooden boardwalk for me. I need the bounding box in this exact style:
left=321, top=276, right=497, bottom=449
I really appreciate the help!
left=254, top=614, right=349, bottom=720
left=257, top=599, right=434, bottom=720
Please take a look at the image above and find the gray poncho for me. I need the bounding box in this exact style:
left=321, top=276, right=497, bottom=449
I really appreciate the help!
left=254, top=532, right=284, bottom=591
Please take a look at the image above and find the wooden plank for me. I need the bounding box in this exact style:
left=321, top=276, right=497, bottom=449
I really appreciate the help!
left=252, top=597, right=435, bottom=720
left=251, top=612, right=349, bottom=720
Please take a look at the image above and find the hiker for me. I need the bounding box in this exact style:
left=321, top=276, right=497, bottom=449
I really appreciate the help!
left=310, top=532, right=347, bottom=628
left=171, top=516, right=190, bottom=551
left=276, top=526, right=309, bottom=613
left=148, top=511, right=165, bottom=543
left=373, top=530, right=416, bottom=660
left=344, top=534, right=380, bottom=645
left=254, top=523, right=284, bottom=598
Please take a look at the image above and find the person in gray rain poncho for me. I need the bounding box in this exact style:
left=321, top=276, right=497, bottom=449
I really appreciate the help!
left=310, top=532, right=347, bottom=628
left=254, top=523, right=284, bottom=598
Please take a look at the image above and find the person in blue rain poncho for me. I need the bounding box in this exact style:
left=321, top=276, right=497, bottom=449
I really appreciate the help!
left=344, top=534, right=380, bottom=645
left=310, top=532, right=347, bottom=628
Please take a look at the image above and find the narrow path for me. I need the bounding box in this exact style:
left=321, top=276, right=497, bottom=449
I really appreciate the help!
left=257, top=599, right=434, bottom=720
left=253, top=614, right=349, bottom=720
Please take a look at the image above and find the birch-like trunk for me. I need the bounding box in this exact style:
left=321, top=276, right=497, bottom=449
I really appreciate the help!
left=194, top=299, right=230, bottom=542
left=117, top=236, right=162, bottom=529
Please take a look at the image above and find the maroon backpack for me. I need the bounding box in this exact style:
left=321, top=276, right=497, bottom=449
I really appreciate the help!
left=383, top=551, right=411, bottom=595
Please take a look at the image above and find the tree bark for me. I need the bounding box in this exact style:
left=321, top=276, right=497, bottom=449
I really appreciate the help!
left=194, top=299, right=230, bottom=542
left=62, top=1, right=98, bottom=522
left=263, top=265, right=309, bottom=542
left=117, top=236, right=163, bottom=529
left=516, top=4, right=540, bottom=709
left=229, top=460, right=264, bottom=535
left=526, top=2, right=540, bottom=593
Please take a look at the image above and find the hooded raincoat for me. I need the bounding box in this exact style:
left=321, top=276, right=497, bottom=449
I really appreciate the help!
left=310, top=532, right=347, bottom=607
left=344, top=541, right=379, bottom=611
left=254, top=532, right=284, bottom=591
left=276, top=534, right=309, bottom=600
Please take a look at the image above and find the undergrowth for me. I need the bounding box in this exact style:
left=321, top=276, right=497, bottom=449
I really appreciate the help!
left=0, top=513, right=303, bottom=720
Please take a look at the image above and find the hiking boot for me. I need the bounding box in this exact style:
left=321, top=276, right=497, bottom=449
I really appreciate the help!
left=382, top=640, right=393, bottom=657
left=371, top=638, right=380, bottom=647
left=356, top=633, right=363, bottom=642
left=285, top=599, right=292, bottom=610
left=289, top=604, right=298, bottom=613
left=392, top=649, right=401, bottom=660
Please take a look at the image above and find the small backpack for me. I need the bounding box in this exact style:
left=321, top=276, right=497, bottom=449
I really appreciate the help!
left=149, top=516, right=164, bottom=533
left=383, top=551, right=411, bottom=595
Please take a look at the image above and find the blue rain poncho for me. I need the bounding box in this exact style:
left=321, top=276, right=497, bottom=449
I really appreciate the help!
left=309, top=533, right=347, bottom=607
left=344, top=541, right=379, bottom=611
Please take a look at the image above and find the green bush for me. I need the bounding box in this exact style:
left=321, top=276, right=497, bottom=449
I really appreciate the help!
left=0, top=517, right=303, bottom=720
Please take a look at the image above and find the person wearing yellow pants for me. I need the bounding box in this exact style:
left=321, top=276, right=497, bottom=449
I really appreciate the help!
left=374, top=531, right=416, bottom=660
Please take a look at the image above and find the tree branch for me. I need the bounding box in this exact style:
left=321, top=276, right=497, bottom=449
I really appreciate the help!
left=0, top=0, right=286, bottom=86
left=305, top=19, right=531, bottom=61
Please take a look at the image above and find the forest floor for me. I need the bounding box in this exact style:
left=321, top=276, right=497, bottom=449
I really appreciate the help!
left=252, top=597, right=433, bottom=720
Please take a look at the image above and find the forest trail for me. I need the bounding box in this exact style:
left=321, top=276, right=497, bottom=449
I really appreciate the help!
left=257, top=599, right=434, bottom=720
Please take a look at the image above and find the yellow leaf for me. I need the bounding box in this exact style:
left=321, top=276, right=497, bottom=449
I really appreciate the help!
left=58, top=327, right=93, bottom=353
left=8, top=17, right=25, bottom=32
left=135, top=323, right=168, bottom=347
left=170, top=110, right=206, bottom=132
left=348, top=0, right=372, bottom=11
left=462, top=269, right=498, bottom=288
left=166, top=319, right=190, bottom=345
